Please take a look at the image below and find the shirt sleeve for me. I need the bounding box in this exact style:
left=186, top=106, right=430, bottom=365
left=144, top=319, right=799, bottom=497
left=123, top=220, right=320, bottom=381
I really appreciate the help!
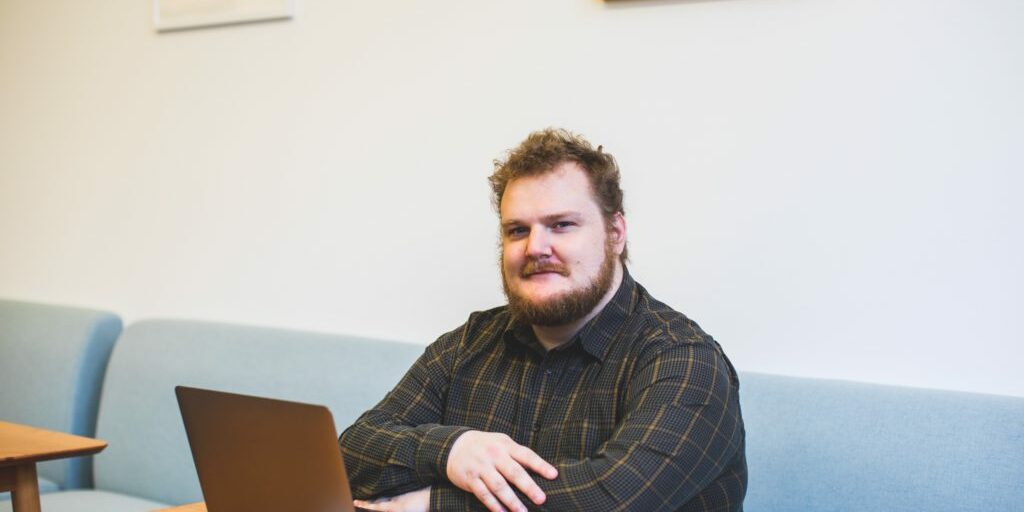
left=531, top=338, right=745, bottom=511
left=338, top=325, right=473, bottom=499
left=428, top=337, right=745, bottom=512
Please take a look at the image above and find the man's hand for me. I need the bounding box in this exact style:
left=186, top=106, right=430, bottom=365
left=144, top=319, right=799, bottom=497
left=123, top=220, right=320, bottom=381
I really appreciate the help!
left=353, top=487, right=430, bottom=512
left=446, top=430, right=558, bottom=512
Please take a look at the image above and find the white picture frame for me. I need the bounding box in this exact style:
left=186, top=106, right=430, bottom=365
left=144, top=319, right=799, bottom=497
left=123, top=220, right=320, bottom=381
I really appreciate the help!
left=154, top=0, right=295, bottom=32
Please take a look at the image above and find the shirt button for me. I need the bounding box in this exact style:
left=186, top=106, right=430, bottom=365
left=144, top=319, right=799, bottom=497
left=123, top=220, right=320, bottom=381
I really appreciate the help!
left=545, top=369, right=553, bottom=376
left=533, top=422, right=542, bottom=432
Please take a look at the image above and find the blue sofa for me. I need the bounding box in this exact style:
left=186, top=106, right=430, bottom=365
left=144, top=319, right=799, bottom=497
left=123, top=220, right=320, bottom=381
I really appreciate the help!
left=2, top=308, right=1022, bottom=511
left=740, top=372, right=1023, bottom=511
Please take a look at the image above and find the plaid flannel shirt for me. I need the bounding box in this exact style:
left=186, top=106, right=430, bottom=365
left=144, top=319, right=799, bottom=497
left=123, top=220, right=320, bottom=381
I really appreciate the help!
left=340, top=271, right=746, bottom=511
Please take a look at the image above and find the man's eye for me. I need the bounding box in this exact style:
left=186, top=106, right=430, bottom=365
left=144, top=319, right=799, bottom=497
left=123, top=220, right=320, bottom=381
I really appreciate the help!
left=552, top=221, right=575, bottom=230
left=507, top=227, right=528, bottom=238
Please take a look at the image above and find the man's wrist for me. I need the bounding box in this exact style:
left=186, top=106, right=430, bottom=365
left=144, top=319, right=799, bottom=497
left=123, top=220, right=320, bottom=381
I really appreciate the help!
left=415, top=424, right=473, bottom=481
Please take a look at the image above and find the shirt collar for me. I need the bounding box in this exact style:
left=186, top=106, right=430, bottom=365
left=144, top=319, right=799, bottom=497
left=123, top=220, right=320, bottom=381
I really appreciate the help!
left=503, top=268, right=638, bottom=362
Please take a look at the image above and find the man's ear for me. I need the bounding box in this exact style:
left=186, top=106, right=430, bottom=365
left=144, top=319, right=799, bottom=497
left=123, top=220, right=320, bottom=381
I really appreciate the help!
left=609, top=212, right=627, bottom=253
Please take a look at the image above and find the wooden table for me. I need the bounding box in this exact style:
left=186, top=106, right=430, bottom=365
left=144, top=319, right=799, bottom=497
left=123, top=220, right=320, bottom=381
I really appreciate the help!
left=0, top=421, right=107, bottom=512
left=154, top=504, right=206, bottom=512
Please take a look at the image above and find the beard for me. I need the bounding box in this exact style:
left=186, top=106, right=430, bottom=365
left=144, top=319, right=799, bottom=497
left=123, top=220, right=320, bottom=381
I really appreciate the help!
left=502, top=238, right=618, bottom=327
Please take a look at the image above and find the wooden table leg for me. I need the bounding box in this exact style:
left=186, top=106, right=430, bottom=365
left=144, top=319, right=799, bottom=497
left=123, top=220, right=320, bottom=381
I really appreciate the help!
left=0, top=465, right=15, bottom=491
left=10, top=464, right=42, bottom=512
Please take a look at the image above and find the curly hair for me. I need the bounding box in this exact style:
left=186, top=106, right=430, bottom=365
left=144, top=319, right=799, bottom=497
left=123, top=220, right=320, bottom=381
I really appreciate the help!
left=490, top=128, right=628, bottom=263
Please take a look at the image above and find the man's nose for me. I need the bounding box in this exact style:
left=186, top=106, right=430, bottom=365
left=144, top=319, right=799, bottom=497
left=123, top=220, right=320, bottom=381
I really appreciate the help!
left=525, top=228, right=552, bottom=258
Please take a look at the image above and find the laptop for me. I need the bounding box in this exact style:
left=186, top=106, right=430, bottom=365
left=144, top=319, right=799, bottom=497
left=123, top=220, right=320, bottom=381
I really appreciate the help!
left=176, top=386, right=370, bottom=512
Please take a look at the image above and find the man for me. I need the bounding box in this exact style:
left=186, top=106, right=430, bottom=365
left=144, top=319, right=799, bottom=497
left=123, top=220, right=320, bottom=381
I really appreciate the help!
left=340, top=129, right=746, bottom=511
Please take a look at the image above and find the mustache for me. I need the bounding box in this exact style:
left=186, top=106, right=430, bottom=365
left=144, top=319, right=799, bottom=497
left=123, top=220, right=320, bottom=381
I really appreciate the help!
left=520, top=260, right=570, bottom=278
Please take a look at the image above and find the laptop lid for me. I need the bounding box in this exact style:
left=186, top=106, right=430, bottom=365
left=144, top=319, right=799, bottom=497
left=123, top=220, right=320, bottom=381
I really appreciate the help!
left=176, top=386, right=356, bottom=512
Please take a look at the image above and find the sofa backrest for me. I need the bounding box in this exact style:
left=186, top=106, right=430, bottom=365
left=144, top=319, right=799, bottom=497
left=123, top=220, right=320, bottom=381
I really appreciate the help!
left=92, top=319, right=423, bottom=505
left=0, top=299, right=121, bottom=489
left=739, top=371, right=1024, bottom=512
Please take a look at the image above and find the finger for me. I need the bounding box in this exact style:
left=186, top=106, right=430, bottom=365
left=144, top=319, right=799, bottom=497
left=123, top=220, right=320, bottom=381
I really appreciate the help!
left=353, top=500, right=389, bottom=512
left=510, top=444, right=558, bottom=479
left=482, top=468, right=527, bottom=512
left=497, top=459, right=546, bottom=505
left=469, top=476, right=508, bottom=512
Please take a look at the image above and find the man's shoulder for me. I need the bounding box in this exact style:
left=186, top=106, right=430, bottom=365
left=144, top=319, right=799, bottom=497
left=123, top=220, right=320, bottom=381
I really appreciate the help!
left=628, top=281, right=740, bottom=393
left=432, top=305, right=511, bottom=350
left=630, top=281, right=714, bottom=346
left=470, top=304, right=510, bottom=321
left=464, top=304, right=511, bottom=334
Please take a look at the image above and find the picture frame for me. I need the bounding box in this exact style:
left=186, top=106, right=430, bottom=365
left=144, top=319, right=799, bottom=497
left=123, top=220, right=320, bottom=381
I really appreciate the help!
left=154, top=0, right=295, bottom=32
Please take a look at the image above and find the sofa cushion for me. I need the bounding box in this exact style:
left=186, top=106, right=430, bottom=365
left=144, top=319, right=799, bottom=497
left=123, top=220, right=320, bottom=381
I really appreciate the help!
left=739, top=371, right=1024, bottom=512
left=0, top=489, right=168, bottom=512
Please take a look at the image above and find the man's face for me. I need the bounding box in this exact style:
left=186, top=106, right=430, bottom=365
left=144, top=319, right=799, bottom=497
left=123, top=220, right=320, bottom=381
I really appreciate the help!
left=500, top=162, right=624, bottom=326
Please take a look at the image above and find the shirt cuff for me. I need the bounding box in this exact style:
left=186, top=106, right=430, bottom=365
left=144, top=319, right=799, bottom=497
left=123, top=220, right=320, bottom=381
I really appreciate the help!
left=415, top=424, right=473, bottom=481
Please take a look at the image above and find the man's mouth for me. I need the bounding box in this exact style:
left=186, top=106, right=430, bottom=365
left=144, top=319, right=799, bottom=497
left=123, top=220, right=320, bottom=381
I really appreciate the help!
left=521, top=263, right=569, bottom=278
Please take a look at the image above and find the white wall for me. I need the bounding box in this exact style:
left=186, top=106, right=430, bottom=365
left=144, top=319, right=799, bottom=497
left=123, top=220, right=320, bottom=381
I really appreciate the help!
left=1, top=0, right=1021, bottom=396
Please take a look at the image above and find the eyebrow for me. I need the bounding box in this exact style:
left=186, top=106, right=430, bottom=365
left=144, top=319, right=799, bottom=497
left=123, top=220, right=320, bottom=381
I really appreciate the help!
left=501, top=211, right=583, bottom=228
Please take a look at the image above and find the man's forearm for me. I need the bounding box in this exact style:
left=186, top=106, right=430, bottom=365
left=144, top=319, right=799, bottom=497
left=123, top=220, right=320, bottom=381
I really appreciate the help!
left=531, top=394, right=743, bottom=511
left=339, top=326, right=468, bottom=498
left=340, top=412, right=472, bottom=498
